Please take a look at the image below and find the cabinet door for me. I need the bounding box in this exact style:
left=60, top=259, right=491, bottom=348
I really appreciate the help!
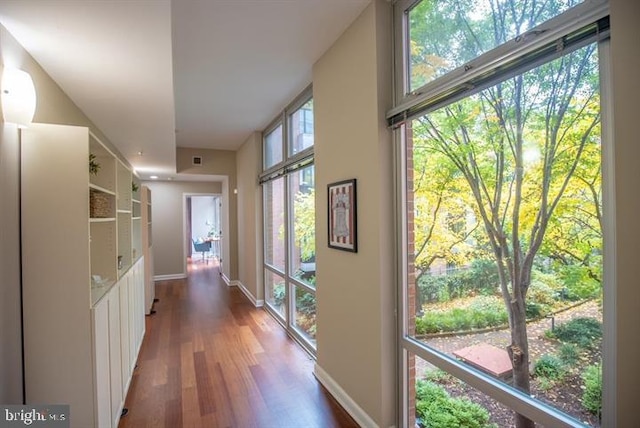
left=144, top=250, right=155, bottom=314
left=129, top=267, right=137, bottom=369
left=92, top=300, right=111, bottom=428
left=108, top=286, right=123, bottom=426
left=119, top=273, right=131, bottom=390
left=133, top=259, right=145, bottom=354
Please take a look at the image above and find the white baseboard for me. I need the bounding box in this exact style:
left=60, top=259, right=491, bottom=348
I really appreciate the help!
left=313, top=363, right=378, bottom=428
left=220, top=272, right=231, bottom=285
left=233, top=280, right=264, bottom=307
left=154, top=273, right=187, bottom=281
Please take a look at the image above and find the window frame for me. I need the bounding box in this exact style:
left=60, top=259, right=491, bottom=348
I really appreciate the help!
left=391, top=0, right=609, bottom=122
left=261, top=85, right=317, bottom=355
left=262, top=118, right=284, bottom=174
left=391, top=1, right=612, bottom=427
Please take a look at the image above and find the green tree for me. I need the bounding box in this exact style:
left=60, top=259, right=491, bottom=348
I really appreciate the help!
left=412, top=143, right=480, bottom=308
left=410, top=3, right=601, bottom=427
left=293, top=188, right=316, bottom=263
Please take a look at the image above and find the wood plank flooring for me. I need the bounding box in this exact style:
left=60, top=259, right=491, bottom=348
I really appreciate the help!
left=118, top=260, right=358, bottom=428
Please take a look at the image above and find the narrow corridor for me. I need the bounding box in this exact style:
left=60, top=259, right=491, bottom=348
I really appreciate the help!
left=118, top=261, right=358, bottom=428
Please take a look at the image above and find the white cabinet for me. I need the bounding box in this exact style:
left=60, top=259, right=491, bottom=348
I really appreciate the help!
left=91, top=258, right=145, bottom=428
left=21, top=123, right=145, bottom=428
left=92, top=299, right=111, bottom=428
left=118, top=259, right=145, bottom=395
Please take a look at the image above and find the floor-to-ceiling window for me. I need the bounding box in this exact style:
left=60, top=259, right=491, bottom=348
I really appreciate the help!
left=391, top=1, right=609, bottom=426
left=261, top=86, right=317, bottom=354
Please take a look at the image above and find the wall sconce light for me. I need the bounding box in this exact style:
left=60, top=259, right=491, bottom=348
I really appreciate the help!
left=2, top=67, right=37, bottom=128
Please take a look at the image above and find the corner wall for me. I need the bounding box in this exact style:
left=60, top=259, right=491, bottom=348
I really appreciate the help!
left=312, top=1, right=395, bottom=426
left=236, top=132, right=263, bottom=304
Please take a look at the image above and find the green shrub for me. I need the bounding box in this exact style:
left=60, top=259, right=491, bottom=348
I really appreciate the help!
left=415, top=317, right=428, bottom=335
left=423, top=369, right=453, bottom=384
left=550, top=317, right=602, bottom=349
left=533, top=354, right=566, bottom=381
left=295, top=289, right=316, bottom=317
left=416, top=295, right=512, bottom=335
left=417, top=260, right=499, bottom=306
left=527, top=277, right=558, bottom=314
left=526, top=301, right=543, bottom=319
left=558, top=343, right=580, bottom=367
left=531, top=270, right=563, bottom=291
left=415, top=380, right=495, bottom=428
left=417, top=299, right=508, bottom=334
left=558, top=264, right=602, bottom=300
left=468, top=259, right=499, bottom=292
left=582, top=364, right=602, bottom=418
left=272, top=283, right=285, bottom=307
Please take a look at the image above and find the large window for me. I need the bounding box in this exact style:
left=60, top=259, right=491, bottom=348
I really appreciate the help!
left=393, top=1, right=609, bottom=427
left=261, top=86, right=316, bottom=353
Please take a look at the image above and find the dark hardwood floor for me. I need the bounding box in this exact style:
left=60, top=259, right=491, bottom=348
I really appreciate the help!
left=118, top=259, right=358, bottom=428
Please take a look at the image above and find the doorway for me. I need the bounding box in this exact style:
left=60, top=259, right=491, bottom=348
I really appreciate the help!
left=185, top=194, right=222, bottom=266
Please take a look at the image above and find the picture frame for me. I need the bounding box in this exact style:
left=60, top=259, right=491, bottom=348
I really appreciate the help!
left=327, top=179, right=357, bottom=252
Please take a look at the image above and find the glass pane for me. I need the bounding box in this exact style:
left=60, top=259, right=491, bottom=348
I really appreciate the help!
left=408, top=0, right=584, bottom=92
left=410, top=352, right=518, bottom=428
left=264, top=124, right=283, bottom=169
left=406, top=43, right=602, bottom=425
left=265, top=271, right=286, bottom=319
left=293, top=285, right=316, bottom=345
left=289, top=99, right=314, bottom=155
left=289, top=165, right=315, bottom=287
left=264, top=177, right=285, bottom=271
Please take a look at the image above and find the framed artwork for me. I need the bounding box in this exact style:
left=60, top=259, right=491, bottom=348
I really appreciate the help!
left=328, top=179, right=357, bottom=252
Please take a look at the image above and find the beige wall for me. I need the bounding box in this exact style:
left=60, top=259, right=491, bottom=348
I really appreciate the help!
left=177, top=146, right=236, bottom=176
left=176, top=147, right=239, bottom=279
left=143, top=180, right=224, bottom=278
left=608, top=0, right=640, bottom=426
left=312, top=1, right=395, bottom=426
left=0, top=118, right=22, bottom=403
left=0, top=24, right=130, bottom=403
left=236, top=132, right=263, bottom=302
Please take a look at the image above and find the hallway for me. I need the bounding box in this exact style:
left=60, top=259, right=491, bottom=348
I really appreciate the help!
left=118, top=261, right=358, bottom=428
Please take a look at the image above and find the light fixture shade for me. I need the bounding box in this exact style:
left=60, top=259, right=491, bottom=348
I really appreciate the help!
left=2, top=67, right=37, bottom=128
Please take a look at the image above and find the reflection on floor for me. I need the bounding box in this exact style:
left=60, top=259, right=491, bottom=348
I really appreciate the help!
left=119, top=259, right=357, bottom=428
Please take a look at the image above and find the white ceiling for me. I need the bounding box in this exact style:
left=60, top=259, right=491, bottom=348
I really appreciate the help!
left=0, top=0, right=371, bottom=180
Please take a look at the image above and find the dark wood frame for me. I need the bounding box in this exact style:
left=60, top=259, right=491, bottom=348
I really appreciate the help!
left=327, top=179, right=357, bottom=252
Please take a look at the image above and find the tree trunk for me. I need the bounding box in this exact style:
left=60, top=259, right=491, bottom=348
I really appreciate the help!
left=508, top=299, right=535, bottom=428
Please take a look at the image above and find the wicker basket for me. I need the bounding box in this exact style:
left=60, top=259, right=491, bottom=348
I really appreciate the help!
left=90, top=190, right=111, bottom=218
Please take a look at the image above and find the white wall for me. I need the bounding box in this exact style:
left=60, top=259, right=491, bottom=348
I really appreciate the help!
left=191, top=196, right=219, bottom=242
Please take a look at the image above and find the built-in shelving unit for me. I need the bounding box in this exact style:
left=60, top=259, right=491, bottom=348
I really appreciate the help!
left=141, top=186, right=154, bottom=314
left=116, top=160, right=133, bottom=275
left=21, top=123, right=145, bottom=428
left=132, top=177, right=142, bottom=263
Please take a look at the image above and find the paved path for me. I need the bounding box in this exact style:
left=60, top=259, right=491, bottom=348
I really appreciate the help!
left=416, top=300, right=601, bottom=377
